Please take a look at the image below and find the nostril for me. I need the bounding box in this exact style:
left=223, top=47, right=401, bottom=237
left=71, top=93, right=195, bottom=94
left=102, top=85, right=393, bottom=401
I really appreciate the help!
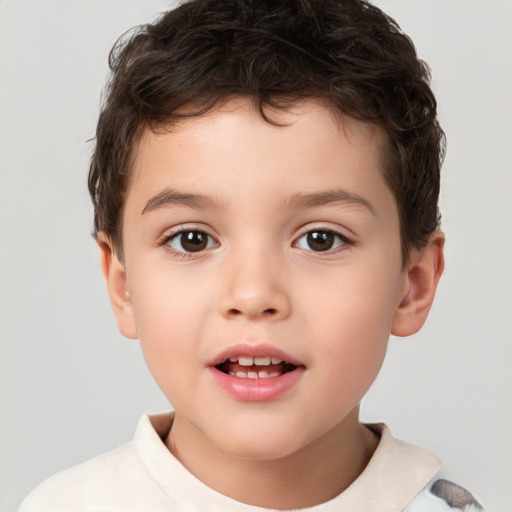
left=227, top=307, right=277, bottom=316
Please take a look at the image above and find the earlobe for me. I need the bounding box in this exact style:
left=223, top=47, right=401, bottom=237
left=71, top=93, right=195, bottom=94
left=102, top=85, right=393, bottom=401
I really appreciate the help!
left=97, top=234, right=138, bottom=340
left=391, top=231, right=445, bottom=337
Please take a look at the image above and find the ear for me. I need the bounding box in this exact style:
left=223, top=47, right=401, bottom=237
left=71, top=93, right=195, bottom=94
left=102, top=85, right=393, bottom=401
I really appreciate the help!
left=97, top=233, right=138, bottom=339
left=391, top=231, right=445, bottom=337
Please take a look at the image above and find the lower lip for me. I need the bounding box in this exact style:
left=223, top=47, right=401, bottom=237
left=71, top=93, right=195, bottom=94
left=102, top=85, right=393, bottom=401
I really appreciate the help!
left=208, top=367, right=305, bottom=402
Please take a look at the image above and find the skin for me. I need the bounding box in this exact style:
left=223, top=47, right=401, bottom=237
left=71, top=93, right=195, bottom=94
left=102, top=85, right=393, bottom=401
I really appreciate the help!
left=99, top=98, right=444, bottom=509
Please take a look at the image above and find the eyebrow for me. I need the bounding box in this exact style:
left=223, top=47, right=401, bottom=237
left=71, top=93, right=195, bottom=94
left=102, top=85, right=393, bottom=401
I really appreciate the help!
left=141, top=187, right=376, bottom=216
left=141, top=188, right=222, bottom=215
left=285, top=189, right=376, bottom=216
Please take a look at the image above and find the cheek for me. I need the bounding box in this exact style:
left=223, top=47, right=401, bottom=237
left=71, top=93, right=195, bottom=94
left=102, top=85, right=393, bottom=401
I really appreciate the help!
left=310, top=302, right=390, bottom=408
left=130, top=266, right=206, bottom=330
left=301, top=264, right=401, bottom=391
left=303, top=262, right=401, bottom=336
left=127, top=272, right=207, bottom=381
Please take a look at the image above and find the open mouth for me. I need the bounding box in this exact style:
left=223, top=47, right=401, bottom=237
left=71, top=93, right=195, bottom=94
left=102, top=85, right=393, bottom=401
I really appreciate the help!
left=215, top=356, right=298, bottom=379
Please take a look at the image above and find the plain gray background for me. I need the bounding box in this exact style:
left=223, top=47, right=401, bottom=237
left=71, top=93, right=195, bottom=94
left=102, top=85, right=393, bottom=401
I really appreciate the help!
left=1, top=1, right=511, bottom=510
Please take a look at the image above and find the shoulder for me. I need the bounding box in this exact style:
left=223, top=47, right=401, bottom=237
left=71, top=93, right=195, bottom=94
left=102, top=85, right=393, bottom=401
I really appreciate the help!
left=363, top=424, right=485, bottom=512
left=18, top=414, right=175, bottom=511
left=18, top=441, right=151, bottom=511
left=405, top=477, right=485, bottom=512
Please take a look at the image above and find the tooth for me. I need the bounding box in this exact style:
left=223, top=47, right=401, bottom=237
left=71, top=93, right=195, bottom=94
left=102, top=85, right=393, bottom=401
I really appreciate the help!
left=238, top=357, right=254, bottom=366
left=254, top=357, right=271, bottom=366
left=271, top=358, right=282, bottom=364
left=258, top=369, right=271, bottom=378
left=270, top=371, right=281, bottom=377
left=229, top=358, right=238, bottom=363
left=236, top=371, right=247, bottom=378
left=247, top=371, right=258, bottom=379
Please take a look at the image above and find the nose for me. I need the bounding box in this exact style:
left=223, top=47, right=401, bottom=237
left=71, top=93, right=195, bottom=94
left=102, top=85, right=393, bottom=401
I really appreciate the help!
left=218, top=251, right=291, bottom=322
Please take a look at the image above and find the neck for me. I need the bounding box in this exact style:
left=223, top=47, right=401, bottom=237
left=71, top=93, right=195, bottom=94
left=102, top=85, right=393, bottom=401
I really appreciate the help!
left=166, top=408, right=379, bottom=510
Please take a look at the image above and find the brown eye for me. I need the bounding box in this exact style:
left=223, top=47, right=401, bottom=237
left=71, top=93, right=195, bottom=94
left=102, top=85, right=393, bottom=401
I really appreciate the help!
left=296, top=230, right=346, bottom=252
left=168, top=230, right=216, bottom=253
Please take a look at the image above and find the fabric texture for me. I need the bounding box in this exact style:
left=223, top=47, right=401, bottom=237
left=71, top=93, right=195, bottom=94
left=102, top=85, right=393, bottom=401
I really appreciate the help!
left=19, top=413, right=484, bottom=512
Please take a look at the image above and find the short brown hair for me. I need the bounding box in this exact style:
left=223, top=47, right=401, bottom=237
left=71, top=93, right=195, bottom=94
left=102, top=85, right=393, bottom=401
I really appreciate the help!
left=88, top=0, right=445, bottom=262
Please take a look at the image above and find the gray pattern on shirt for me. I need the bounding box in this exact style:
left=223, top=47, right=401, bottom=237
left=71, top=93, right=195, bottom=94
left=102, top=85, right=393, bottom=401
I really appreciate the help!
left=430, top=479, right=483, bottom=510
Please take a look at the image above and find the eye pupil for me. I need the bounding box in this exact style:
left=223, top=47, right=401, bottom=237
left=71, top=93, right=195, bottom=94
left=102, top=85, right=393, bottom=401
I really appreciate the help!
left=307, top=231, right=334, bottom=251
left=181, top=231, right=208, bottom=252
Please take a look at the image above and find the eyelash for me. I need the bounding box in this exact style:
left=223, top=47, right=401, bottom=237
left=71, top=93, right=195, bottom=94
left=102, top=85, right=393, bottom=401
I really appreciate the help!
left=159, top=228, right=218, bottom=260
left=159, top=226, right=354, bottom=259
left=293, top=228, right=354, bottom=255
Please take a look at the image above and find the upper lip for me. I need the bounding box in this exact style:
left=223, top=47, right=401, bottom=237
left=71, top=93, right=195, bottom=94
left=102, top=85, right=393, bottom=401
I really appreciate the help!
left=208, top=343, right=304, bottom=368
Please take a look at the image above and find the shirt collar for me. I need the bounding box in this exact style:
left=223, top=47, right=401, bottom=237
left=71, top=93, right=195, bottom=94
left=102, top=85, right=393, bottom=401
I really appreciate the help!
left=134, top=413, right=441, bottom=512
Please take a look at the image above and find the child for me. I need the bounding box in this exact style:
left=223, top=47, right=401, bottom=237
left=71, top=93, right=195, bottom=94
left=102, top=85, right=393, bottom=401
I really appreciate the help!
left=19, top=0, right=485, bottom=510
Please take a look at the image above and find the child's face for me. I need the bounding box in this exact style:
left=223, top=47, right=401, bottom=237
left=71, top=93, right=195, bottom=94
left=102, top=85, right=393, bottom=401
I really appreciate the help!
left=110, top=98, right=412, bottom=460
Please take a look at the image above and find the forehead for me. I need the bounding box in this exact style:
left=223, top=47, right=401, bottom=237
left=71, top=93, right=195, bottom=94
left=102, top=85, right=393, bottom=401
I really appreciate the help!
left=130, top=97, right=386, bottom=185
left=125, top=98, right=394, bottom=220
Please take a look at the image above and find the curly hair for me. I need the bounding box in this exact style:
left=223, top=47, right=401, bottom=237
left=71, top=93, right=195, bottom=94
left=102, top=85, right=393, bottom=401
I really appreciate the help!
left=88, top=0, right=445, bottom=262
